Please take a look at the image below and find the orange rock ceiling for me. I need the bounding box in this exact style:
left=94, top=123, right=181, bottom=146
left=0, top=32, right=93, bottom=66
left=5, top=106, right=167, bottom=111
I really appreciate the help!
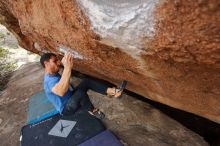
left=0, top=0, right=219, bottom=123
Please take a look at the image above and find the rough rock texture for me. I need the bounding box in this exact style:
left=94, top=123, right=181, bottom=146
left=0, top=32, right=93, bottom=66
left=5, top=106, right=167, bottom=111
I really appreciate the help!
left=0, top=63, right=208, bottom=146
left=0, top=63, right=44, bottom=146
left=89, top=92, right=209, bottom=146
left=0, top=0, right=219, bottom=123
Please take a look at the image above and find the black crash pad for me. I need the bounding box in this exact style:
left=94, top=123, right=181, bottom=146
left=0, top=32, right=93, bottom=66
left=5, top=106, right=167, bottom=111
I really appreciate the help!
left=20, top=110, right=105, bottom=146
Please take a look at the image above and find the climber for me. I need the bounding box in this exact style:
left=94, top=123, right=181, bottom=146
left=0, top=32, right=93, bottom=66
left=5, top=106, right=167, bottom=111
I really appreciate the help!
left=40, top=52, right=127, bottom=119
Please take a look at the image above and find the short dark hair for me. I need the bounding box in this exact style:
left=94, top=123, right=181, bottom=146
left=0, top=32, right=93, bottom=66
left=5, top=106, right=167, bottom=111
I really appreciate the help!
left=40, top=53, right=56, bottom=68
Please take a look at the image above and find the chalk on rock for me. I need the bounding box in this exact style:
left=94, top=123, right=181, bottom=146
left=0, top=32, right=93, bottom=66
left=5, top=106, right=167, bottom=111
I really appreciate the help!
left=58, top=46, right=85, bottom=60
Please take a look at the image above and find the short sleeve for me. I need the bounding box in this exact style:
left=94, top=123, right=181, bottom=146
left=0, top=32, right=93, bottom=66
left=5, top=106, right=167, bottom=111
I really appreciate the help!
left=46, top=77, right=60, bottom=91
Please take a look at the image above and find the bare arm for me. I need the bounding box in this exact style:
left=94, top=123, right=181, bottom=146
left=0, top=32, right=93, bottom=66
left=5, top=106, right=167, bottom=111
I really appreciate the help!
left=52, top=53, right=73, bottom=97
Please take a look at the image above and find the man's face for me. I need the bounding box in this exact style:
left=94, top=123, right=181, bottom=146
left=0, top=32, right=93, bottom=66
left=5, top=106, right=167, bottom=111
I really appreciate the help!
left=45, top=56, right=61, bottom=73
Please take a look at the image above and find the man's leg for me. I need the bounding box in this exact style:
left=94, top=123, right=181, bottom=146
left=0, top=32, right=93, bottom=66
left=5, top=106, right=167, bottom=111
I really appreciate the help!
left=62, top=89, right=94, bottom=115
left=76, top=77, right=124, bottom=100
left=76, top=78, right=109, bottom=95
left=79, top=91, right=94, bottom=111
left=62, top=78, right=122, bottom=116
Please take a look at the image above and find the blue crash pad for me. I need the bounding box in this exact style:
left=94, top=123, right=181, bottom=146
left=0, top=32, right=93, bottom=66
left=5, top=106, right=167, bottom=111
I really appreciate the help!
left=78, top=130, right=123, bottom=146
left=27, top=91, right=59, bottom=124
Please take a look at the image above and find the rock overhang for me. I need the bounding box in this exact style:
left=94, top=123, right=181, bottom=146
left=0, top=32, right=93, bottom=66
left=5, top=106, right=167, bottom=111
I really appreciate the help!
left=0, top=0, right=220, bottom=124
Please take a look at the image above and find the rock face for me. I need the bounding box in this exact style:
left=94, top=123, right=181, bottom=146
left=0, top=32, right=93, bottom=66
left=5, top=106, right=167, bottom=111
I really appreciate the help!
left=0, top=0, right=220, bottom=123
left=0, top=63, right=208, bottom=146
left=89, top=92, right=209, bottom=146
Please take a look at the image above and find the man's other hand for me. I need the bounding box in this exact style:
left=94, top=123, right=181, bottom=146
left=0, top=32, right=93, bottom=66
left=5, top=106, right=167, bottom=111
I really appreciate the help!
left=61, top=52, right=74, bottom=70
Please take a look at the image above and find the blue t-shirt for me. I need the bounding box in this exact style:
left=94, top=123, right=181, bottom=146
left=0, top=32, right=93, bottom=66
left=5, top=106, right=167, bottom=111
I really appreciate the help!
left=44, top=73, right=73, bottom=113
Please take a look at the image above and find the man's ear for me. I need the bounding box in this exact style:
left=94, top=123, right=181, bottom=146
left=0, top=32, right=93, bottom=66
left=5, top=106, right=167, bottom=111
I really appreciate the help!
left=44, top=60, right=49, bottom=67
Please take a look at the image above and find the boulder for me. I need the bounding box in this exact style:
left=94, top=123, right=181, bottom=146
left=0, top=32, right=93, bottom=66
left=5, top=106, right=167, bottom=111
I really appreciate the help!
left=0, top=0, right=219, bottom=123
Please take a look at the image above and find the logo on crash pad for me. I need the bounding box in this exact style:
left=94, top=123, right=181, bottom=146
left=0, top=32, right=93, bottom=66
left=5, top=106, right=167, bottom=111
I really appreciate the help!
left=48, top=120, right=76, bottom=138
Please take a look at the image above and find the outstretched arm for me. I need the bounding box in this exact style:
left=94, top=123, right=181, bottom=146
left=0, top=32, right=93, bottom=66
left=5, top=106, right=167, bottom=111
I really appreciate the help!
left=52, top=53, right=73, bottom=97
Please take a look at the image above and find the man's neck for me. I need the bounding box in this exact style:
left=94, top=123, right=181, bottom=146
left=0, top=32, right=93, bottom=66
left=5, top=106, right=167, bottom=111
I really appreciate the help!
left=45, top=70, right=58, bottom=76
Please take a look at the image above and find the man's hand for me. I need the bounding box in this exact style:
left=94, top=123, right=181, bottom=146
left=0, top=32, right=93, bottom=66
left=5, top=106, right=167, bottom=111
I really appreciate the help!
left=61, top=52, right=74, bottom=70
left=52, top=52, right=73, bottom=97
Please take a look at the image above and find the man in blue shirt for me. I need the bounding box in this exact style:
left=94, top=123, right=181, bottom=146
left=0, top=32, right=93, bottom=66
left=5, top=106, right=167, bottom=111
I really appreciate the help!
left=40, top=52, right=124, bottom=119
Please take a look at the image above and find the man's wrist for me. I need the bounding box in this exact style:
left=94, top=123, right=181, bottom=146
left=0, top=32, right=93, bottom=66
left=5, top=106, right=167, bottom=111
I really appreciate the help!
left=64, top=66, right=72, bottom=72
